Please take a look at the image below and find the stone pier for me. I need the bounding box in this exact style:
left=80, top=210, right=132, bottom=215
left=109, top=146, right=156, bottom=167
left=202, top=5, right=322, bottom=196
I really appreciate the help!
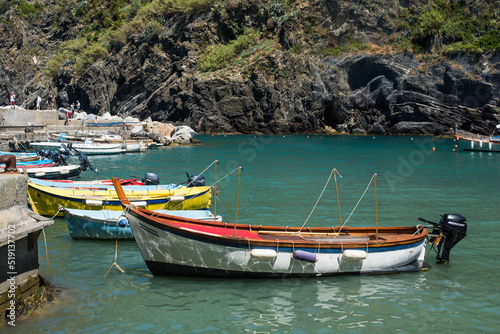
left=0, top=173, right=54, bottom=326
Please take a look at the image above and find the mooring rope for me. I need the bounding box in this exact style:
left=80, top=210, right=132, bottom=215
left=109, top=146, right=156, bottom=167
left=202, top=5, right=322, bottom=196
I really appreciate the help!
left=42, top=228, right=54, bottom=279
left=51, top=205, right=64, bottom=219
left=104, top=207, right=128, bottom=278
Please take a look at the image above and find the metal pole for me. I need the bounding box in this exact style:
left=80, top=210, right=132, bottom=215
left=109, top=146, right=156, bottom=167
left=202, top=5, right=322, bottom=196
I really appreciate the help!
left=213, top=160, right=218, bottom=221
left=374, top=173, right=378, bottom=241
left=234, top=167, right=241, bottom=237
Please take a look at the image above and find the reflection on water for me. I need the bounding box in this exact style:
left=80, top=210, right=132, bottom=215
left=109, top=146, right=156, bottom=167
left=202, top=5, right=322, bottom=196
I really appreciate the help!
left=5, top=135, right=500, bottom=333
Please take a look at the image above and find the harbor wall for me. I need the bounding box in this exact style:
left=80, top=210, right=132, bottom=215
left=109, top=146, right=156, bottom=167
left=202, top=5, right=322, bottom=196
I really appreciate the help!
left=0, top=173, right=54, bottom=326
left=0, top=107, right=58, bottom=127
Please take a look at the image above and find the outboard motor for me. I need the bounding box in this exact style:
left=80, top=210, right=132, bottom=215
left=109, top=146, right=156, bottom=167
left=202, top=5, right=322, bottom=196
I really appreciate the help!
left=58, top=145, right=71, bottom=159
left=78, top=153, right=98, bottom=174
left=419, top=214, right=467, bottom=263
left=186, top=173, right=205, bottom=187
left=38, top=149, right=51, bottom=158
left=142, top=173, right=160, bottom=185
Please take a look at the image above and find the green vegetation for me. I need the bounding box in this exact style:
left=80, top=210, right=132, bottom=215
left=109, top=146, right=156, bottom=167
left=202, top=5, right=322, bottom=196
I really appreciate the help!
left=198, top=28, right=261, bottom=72
left=398, top=0, right=500, bottom=54
left=6, top=0, right=499, bottom=79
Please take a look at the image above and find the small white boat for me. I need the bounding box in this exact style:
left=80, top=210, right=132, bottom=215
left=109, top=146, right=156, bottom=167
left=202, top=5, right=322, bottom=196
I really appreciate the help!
left=30, top=140, right=123, bottom=155
left=21, top=165, right=82, bottom=179
left=458, top=125, right=500, bottom=153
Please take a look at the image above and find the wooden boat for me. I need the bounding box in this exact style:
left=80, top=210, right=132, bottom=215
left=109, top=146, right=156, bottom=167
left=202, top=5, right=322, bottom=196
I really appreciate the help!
left=62, top=207, right=222, bottom=239
left=28, top=181, right=212, bottom=217
left=29, top=177, right=180, bottom=190
left=36, top=177, right=145, bottom=187
left=111, top=177, right=436, bottom=278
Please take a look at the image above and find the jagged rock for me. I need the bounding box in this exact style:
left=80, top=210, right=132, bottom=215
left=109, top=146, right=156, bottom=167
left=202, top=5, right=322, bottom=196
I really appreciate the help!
left=1, top=1, right=498, bottom=137
left=171, top=126, right=195, bottom=144
left=152, top=122, right=175, bottom=138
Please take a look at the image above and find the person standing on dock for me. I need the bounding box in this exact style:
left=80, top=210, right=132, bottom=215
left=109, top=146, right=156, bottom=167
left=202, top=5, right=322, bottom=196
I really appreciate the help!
left=36, top=95, right=42, bottom=110
left=76, top=100, right=80, bottom=113
left=70, top=103, right=75, bottom=118
left=9, top=92, right=15, bottom=109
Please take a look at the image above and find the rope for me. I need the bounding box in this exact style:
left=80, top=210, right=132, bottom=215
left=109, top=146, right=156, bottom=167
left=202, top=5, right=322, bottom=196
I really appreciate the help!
left=104, top=212, right=126, bottom=278
left=296, top=168, right=336, bottom=235
left=342, top=174, right=376, bottom=226
left=186, top=160, right=218, bottom=187
left=42, top=228, right=54, bottom=278
left=51, top=205, right=64, bottom=219
left=207, top=166, right=242, bottom=187
left=330, top=173, right=377, bottom=241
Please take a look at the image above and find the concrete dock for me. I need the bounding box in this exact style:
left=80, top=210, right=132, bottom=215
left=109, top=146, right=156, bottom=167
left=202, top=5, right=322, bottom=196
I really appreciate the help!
left=0, top=107, right=136, bottom=151
left=0, top=173, right=54, bottom=326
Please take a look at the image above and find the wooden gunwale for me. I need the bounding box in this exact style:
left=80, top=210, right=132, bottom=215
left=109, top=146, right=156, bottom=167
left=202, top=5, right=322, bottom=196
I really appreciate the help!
left=127, top=205, right=427, bottom=249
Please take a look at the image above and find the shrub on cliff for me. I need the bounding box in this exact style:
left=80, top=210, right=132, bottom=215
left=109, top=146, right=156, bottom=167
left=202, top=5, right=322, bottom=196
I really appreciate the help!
left=198, top=28, right=261, bottom=71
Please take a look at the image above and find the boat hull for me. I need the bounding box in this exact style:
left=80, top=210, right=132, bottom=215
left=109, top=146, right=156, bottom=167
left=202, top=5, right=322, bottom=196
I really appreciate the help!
left=63, top=208, right=221, bottom=239
left=28, top=182, right=211, bottom=216
left=126, top=210, right=427, bottom=278
left=458, top=138, right=500, bottom=152
left=30, top=141, right=123, bottom=155
left=23, top=165, right=82, bottom=180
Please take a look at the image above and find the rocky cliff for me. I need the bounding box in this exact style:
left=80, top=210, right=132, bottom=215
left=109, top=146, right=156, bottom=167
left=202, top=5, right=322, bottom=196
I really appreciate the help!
left=1, top=0, right=499, bottom=135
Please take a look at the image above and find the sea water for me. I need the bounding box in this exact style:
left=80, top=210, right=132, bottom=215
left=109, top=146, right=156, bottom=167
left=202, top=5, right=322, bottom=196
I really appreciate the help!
left=7, top=135, right=500, bottom=333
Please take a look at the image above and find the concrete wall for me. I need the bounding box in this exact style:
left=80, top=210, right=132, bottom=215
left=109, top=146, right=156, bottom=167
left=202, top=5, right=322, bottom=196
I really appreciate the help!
left=0, top=107, right=58, bottom=126
left=0, top=174, right=54, bottom=326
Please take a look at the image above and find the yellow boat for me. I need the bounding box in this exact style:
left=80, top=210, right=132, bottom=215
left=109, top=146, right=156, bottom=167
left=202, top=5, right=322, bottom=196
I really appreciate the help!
left=28, top=182, right=212, bottom=217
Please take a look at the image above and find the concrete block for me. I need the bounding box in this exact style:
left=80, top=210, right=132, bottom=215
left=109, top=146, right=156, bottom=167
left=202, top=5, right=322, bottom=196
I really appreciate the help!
left=0, top=174, right=28, bottom=212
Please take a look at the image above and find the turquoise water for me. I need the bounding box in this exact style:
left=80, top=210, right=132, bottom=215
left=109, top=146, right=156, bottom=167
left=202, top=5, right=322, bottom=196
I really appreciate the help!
left=8, top=135, right=500, bottom=333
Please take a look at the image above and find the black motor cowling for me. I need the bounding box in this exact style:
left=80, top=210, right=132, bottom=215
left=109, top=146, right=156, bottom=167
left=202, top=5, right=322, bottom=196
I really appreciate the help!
left=142, top=173, right=160, bottom=185
left=187, top=174, right=205, bottom=187
left=419, top=214, right=467, bottom=263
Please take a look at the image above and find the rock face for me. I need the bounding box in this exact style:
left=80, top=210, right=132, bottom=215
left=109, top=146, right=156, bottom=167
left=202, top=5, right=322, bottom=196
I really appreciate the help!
left=0, top=0, right=499, bottom=135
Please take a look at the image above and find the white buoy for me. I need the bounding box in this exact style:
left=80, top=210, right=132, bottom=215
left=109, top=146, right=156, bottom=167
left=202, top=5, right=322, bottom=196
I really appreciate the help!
left=250, top=249, right=277, bottom=259
left=85, top=199, right=103, bottom=206
left=342, top=249, right=367, bottom=259
left=131, top=201, right=147, bottom=207
left=167, top=195, right=185, bottom=202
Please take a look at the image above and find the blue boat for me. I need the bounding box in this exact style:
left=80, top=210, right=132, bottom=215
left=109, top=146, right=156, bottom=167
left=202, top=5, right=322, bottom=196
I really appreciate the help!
left=62, top=207, right=222, bottom=239
left=14, top=159, right=53, bottom=166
